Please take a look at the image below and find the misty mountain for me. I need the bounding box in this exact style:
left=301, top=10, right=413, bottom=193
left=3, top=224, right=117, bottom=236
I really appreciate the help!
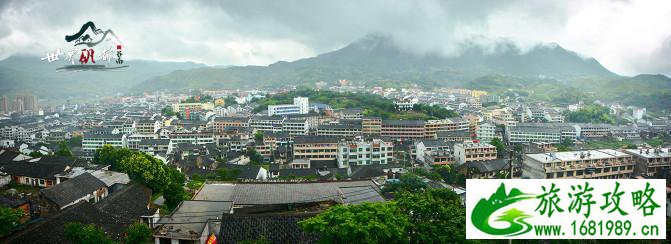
left=0, top=56, right=204, bottom=102
left=137, top=34, right=618, bottom=91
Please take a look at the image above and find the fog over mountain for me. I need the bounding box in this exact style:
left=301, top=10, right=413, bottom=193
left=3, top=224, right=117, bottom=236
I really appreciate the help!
left=0, top=0, right=670, bottom=76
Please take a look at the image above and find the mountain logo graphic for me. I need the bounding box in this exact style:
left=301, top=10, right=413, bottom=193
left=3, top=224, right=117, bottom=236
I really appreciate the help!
left=471, top=183, right=536, bottom=236
left=65, top=21, right=123, bottom=47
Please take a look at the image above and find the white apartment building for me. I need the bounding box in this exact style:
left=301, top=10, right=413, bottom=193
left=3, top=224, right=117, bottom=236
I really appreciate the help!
left=167, top=132, right=214, bottom=153
left=82, top=132, right=127, bottom=153
left=267, top=97, right=309, bottom=116
left=476, top=123, right=496, bottom=143
left=337, top=139, right=394, bottom=168
left=282, top=118, right=310, bottom=135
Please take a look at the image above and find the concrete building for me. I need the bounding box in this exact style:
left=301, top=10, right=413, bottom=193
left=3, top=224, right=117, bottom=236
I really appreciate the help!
left=317, top=122, right=362, bottom=137
left=424, top=118, right=469, bottom=138
left=267, top=97, right=309, bottom=116
left=282, top=118, right=310, bottom=135
left=249, top=116, right=285, bottom=133
left=414, top=140, right=454, bottom=165
left=171, top=102, right=214, bottom=112
left=506, top=123, right=577, bottom=144
left=623, top=148, right=670, bottom=177
left=454, top=141, right=497, bottom=165
left=82, top=132, right=126, bottom=153
left=476, top=123, right=496, bottom=143
left=134, top=119, right=161, bottom=134
left=381, top=120, right=425, bottom=140
left=362, top=117, right=382, bottom=136
left=211, top=117, right=250, bottom=132
left=167, top=132, right=215, bottom=153
left=337, top=139, right=394, bottom=167
left=523, top=149, right=635, bottom=179
left=574, top=123, right=612, bottom=138
left=292, top=136, right=340, bottom=162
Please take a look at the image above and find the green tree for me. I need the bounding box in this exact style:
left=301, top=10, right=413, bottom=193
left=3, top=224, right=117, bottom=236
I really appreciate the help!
left=125, top=222, right=153, bottom=244
left=64, top=222, right=115, bottom=244
left=119, top=153, right=172, bottom=193
left=0, top=207, right=23, bottom=236
left=254, top=131, right=264, bottom=141
left=93, top=145, right=134, bottom=170
left=246, top=149, right=264, bottom=165
left=217, top=168, right=241, bottom=181
left=565, top=104, right=616, bottom=124
left=161, top=106, right=176, bottom=117
left=489, top=138, right=507, bottom=158
left=382, top=173, right=427, bottom=194
left=28, top=151, right=43, bottom=157
left=556, top=138, right=574, bottom=152
left=163, top=183, right=188, bottom=211
left=300, top=202, right=410, bottom=244
left=55, top=141, right=73, bottom=157
left=396, top=189, right=466, bottom=243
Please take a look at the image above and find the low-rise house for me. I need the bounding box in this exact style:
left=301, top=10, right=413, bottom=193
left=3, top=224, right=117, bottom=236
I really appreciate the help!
left=154, top=200, right=234, bottom=243
left=40, top=172, right=108, bottom=211
left=462, top=159, right=510, bottom=178
left=0, top=161, right=69, bottom=187
left=6, top=183, right=155, bottom=244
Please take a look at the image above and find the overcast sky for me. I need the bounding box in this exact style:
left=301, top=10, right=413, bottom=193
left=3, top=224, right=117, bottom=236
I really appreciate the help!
left=0, top=0, right=670, bottom=76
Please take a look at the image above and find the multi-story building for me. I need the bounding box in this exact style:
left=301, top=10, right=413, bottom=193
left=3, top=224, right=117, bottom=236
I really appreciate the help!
left=437, top=130, right=471, bottom=142
left=282, top=118, right=310, bottom=135
left=381, top=120, right=425, bottom=140
left=337, top=138, right=394, bottom=167
left=414, top=140, right=454, bottom=165
left=623, top=148, right=670, bottom=177
left=0, top=96, right=8, bottom=114
left=574, top=123, right=612, bottom=138
left=171, top=102, right=214, bottom=113
left=523, top=149, right=635, bottom=179
left=610, top=125, right=640, bottom=140
left=454, top=141, right=497, bottom=165
left=134, top=119, right=161, bottom=134
left=506, top=123, right=577, bottom=144
left=476, top=123, right=497, bottom=143
left=82, top=132, right=126, bottom=153
left=211, top=117, right=250, bottom=132
left=424, top=118, right=469, bottom=138
left=292, top=136, right=340, bottom=162
left=167, top=132, right=215, bottom=153
left=317, top=122, right=362, bottom=137
left=0, top=123, right=43, bottom=143
left=338, top=108, right=364, bottom=120
left=362, top=117, right=382, bottom=136
left=267, top=97, right=309, bottom=116
left=249, top=116, right=284, bottom=133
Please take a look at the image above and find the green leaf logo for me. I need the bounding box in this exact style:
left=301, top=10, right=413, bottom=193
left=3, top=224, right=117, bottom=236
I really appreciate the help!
left=472, top=183, right=535, bottom=236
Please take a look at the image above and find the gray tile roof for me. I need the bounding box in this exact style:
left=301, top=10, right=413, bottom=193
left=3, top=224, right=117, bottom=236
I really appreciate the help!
left=193, top=181, right=383, bottom=205
left=40, top=172, right=107, bottom=208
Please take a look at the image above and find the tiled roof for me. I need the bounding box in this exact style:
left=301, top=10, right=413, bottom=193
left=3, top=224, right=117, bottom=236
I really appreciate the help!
left=40, top=173, right=107, bottom=208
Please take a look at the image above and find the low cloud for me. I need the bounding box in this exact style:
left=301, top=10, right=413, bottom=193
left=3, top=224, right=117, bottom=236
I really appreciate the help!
left=0, top=0, right=669, bottom=76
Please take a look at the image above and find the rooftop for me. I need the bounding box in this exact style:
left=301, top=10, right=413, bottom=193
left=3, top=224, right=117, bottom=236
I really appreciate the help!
left=193, top=180, right=384, bottom=205
left=526, top=149, right=631, bottom=163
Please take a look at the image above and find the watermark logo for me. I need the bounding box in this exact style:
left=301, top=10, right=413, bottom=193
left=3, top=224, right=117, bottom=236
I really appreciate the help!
left=471, top=183, right=535, bottom=236
left=41, top=21, right=128, bottom=71
left=466, top=179, right=666, bottom=239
